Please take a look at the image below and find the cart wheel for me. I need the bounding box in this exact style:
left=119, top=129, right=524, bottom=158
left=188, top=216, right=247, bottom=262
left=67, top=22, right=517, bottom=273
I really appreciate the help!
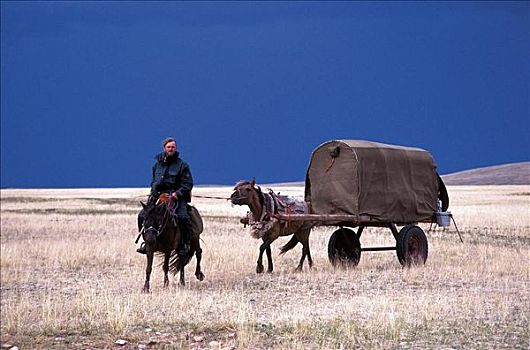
left=396, top=225, right=428, bottom=266
left=328, top=228, right=361, bottom=268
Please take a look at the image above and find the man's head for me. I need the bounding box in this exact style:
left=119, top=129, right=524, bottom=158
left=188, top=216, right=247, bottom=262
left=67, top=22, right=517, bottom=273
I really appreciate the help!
left=162, top=137, right=177, bottom=156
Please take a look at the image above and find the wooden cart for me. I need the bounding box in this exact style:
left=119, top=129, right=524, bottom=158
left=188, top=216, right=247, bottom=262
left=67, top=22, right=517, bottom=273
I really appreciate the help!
left=276, top=140, right=451, bottom=267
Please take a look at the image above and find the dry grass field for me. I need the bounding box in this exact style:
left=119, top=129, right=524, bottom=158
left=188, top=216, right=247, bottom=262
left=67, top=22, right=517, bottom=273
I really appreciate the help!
left=1, top=185, right=529, bottom=349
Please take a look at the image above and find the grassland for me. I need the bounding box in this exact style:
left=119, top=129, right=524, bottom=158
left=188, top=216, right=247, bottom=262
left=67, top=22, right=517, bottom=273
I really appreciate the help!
left=1, top=186, right=529, bottom=349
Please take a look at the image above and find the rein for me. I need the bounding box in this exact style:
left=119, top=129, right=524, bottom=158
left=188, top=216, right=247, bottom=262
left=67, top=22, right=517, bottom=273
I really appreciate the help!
left=155, top=205, right=172, bottom=238
left=141, top=204, right=173, bottom=240
left=134, top=193, right=230, bottom=200
left=193, top=194, right=231, bottom=200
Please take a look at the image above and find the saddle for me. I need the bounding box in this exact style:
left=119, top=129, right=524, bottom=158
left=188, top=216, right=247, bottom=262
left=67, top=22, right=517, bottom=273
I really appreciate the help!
left=259, top=190, right=308, bottom=220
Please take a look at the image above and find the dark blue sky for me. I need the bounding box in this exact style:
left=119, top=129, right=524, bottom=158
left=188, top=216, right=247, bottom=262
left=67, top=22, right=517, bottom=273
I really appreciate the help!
left=1, top=2, right=529, bottom=188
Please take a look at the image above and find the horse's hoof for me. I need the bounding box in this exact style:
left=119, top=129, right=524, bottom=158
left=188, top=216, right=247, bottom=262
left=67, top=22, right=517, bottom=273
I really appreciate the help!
left=142, top=287, right=150, bottom=293
left=256, top=265, right=264, bottom=274
left=196, top=272, right=205, bottom=281
left=267, top=269, right=273, bottom=273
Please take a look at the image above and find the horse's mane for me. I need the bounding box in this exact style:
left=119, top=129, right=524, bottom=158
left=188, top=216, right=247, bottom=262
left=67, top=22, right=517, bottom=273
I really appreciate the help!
left=143, top=201, right=167, bottom=215
left=234, top=180, right=262, bottom=193
left=233, top=180, right=252, bottom=190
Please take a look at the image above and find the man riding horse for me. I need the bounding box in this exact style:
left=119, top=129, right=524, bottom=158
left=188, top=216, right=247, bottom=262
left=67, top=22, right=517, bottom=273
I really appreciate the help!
left=137, top=137, right=193, bottom=256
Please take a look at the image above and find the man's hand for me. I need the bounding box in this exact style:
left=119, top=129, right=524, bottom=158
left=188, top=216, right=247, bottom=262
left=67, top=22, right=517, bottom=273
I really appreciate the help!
left=171, top=192, right=178, bottom=199
left=240, top=217, right=250, bottom=228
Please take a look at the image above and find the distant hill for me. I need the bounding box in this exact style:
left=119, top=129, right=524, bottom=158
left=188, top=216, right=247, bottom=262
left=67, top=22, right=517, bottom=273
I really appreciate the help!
left=441, top=162, right=530, bottom=185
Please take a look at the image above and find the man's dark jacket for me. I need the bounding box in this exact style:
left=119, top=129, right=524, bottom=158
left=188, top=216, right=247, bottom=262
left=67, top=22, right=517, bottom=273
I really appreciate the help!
left=150, top=151, right=193, bottom=202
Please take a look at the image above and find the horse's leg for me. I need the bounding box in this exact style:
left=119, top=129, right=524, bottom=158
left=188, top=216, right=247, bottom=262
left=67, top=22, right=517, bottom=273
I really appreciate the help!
left=294, top=242, right=306, bottom=272
left=163, top=252, right=170, bottom=288
left=256, top=240, right=268, bottom=274
left=194, top=244, right=205, bottom=281
left=296, top=240, right=313, bottom=272
left=143, top=250, right=154, bottom=293
left=306, top=242, right=314, bottom=269
left=306, top=230, right=314, bottom=269
left=295, top=229, right=313, bottom=272
left=258, top=232, right=278, bottom=274
left=179, top=267, right=185, bottom=286
left=265, top=245, right=273, bottom=273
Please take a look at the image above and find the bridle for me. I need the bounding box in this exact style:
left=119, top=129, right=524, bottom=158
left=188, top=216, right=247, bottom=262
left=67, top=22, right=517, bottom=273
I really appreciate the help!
left=232, top=182, right=263, bottom=203
left=232, top=186, right=250, bottom=203
left=142, top=204, right=172, bottom=239
left=232, top=183, right=271, bottom=222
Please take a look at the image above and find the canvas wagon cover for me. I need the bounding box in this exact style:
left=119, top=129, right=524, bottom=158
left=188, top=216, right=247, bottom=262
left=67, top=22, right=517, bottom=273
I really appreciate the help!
left=304, top=140, right=439, bottom=224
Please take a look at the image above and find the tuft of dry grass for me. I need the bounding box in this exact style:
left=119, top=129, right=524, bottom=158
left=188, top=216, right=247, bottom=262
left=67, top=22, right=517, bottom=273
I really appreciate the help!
left=1, top=186, right=529, bottom=349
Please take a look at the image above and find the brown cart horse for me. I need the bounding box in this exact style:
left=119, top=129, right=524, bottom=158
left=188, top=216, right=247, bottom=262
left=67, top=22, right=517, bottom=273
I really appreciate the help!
left=230, top=179, right=314, bottom=273
left=140, top=198, right=204, bottom=292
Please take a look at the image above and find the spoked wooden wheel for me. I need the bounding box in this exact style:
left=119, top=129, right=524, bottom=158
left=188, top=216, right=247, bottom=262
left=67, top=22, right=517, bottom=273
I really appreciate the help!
left=328, top=228, right=361, bottom=268
left=396, top=225, right=428, bottom=266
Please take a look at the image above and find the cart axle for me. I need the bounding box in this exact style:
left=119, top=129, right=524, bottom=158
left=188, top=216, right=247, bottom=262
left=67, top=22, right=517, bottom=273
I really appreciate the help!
left=361, top=246, right=396, bottom=252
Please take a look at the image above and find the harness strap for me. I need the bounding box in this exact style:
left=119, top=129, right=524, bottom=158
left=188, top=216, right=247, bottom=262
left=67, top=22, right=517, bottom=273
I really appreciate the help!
left=134, top=227, right=144, bottom=244
left=259, top=191, right=274, bottom=221
left=269, top=190, right=293, bottom=227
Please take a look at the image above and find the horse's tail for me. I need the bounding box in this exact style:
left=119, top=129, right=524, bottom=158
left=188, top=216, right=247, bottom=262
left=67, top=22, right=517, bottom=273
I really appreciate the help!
left=169, top=251, right=181, bottom=273
left=279, top=235, right=299, bottom=255
left=169, top=250, right=193, bottom=274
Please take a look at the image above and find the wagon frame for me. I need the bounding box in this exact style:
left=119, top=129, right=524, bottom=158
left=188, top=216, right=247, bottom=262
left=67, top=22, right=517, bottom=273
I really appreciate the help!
left=274, top=212, right=440, bottom=267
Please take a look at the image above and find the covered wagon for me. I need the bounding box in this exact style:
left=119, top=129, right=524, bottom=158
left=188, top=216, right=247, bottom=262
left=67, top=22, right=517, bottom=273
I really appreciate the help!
left=277, top=140, right=450, bottom=267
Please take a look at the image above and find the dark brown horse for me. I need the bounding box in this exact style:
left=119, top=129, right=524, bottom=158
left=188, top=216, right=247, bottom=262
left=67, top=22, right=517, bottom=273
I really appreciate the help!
left=140, top=199, right=204, bottom=292
left=230, top=179, right=314, bottom=273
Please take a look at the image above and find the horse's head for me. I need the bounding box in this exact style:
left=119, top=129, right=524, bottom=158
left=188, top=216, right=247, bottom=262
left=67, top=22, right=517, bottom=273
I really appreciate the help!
left=230, top=178, right=261, bottom=206
left=141, top=202, right=168, bottom=246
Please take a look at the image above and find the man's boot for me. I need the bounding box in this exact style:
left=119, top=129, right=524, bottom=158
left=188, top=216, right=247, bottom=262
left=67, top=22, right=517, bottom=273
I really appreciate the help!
left=136, top=209, right=147, bottom=254
left=178, top=219, right=192, bottom=256
left=136, top=242, right=147, bottom=254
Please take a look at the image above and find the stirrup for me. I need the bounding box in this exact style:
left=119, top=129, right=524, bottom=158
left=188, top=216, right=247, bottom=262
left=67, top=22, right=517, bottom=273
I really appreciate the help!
left=136, top=243, right=147, bottom=255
